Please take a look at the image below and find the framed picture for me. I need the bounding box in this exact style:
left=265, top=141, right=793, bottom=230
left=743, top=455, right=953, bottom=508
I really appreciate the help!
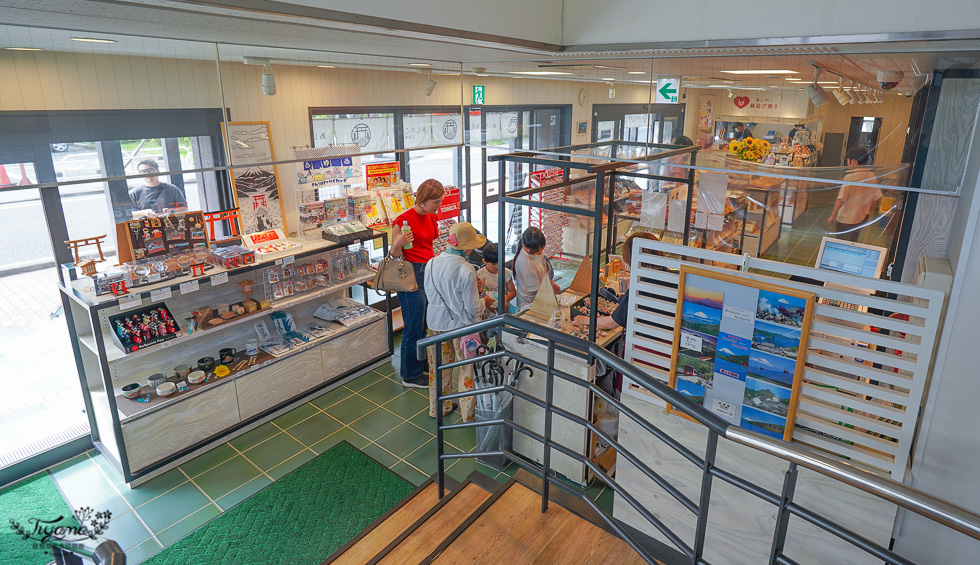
left=668, top=265, right=815, bottom=441
left=577, top=121, right=588, bottom=135
left=222, top=121, right=289, bottom=235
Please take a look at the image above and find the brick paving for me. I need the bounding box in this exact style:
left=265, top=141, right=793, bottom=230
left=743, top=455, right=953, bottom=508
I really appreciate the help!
left=0, top=267, right=63, bottom=331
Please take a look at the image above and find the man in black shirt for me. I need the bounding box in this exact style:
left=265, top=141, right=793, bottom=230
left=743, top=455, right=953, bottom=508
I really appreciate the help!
left=129, top=160, right=187, bottom=213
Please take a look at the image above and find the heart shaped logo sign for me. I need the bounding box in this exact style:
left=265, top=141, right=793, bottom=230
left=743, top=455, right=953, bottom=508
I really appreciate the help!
left=733, top=96, right=750, bottom=109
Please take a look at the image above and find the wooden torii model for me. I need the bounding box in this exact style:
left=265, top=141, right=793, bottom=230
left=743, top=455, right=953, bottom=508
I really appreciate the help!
left=64, top=235, right=107, bottom=265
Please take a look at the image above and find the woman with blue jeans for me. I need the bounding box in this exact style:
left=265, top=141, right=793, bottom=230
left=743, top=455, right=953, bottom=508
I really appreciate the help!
left=390, top=179, right=445, bottom=388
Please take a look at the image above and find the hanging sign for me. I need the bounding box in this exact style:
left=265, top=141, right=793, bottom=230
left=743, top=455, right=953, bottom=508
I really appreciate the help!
left=295, top=156, right=362, bottom=189
left=365, top=162, right=400, bottom=189
left=432, top=114, right=462, bottom=145
left=656, top=78, right=680, bottom=103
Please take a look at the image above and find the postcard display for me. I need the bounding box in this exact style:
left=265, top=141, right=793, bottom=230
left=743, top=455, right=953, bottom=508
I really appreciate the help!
left=668, top=266, right=815, bottom=441
left=528, top=169, right=567, bottom=258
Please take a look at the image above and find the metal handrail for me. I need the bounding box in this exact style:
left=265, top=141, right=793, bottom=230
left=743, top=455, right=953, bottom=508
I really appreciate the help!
left=418, top=314, right=980, bottom=552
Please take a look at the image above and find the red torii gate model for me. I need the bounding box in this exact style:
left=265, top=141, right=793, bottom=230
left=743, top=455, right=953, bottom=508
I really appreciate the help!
left=203, top=208, right=243, bottom=242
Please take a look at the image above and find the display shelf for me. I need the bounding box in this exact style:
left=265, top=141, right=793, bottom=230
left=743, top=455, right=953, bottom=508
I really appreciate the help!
left=113, top=313, right=383, bottom=423
left=63, top=232, right=382, bottom=309
left=70, top=271, right=374, bottom=363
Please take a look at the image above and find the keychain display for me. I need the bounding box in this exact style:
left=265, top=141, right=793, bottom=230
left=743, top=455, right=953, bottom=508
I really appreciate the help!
left=262, top=246, right=369, bottom=303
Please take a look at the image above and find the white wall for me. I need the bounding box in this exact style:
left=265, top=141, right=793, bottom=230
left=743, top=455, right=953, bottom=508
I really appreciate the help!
left=893, top=89, right=980, bottom=560
left=562, top=0, right=980, bottom=45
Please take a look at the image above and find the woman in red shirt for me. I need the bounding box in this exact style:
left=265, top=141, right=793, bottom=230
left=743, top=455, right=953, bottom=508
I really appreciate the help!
left=390, top=179, right=445, bottom=387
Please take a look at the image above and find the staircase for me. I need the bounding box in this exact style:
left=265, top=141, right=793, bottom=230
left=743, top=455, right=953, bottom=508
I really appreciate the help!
left=323, top=470, right=649, bottom=565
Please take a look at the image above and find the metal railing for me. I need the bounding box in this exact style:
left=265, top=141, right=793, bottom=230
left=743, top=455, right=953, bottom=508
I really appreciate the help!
left=418, top=314, right=980, bottom=565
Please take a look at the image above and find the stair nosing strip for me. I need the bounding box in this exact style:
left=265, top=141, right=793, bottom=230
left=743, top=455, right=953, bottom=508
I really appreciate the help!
left=365, top=478, right=478, bottom=565
left=418, top=476, right=521, bottom=565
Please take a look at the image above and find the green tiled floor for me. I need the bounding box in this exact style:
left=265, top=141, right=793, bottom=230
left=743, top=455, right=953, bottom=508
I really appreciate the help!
left=29, top=355, right=613, bottom=563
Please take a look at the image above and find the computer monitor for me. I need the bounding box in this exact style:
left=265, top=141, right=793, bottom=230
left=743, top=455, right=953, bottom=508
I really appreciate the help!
left=815, top=236, right=888, bottom=279
left=765, top=130, right=776, bottom=139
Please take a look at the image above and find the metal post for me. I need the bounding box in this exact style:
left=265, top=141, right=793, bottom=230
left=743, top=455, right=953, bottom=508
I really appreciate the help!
left=436, top=340, right=446, bottom=498
left=682, top=150, right=696, bottom=246
left=693, top=432, right=719, bottom=562
left=769, top=462, right=799, bottom=565
left=588, top=171, right=605, bottom=342
left=162, top=137, right=184, bottom=191
left=541, top=340, right=556, bottom=513
left=482, top=147, right=489, bottom=237
left=604, top=171, right=617, bottom=263
left=497, top=159, right=506, bottom=317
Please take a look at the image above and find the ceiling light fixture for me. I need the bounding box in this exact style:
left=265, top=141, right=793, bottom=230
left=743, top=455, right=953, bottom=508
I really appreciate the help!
left=805, top=65, right=831, bottom=107
left=422, top=75, right=437, bottom=96
left=408, top=63, right=431, bottom=67
left=510, top=71, right=574, bottom=76
left=71, top=37, right=116, bottom=44
left=5, top=47, right=42, bottom=51
left=317, top=65, right=335, bottom=68
left=627, top=71, right=645, bottom=75
left=720, top=69, right=798, bottom=75
left=833, top=86, right=850, bottom=105
left=601, top=77, right=615, bottom=81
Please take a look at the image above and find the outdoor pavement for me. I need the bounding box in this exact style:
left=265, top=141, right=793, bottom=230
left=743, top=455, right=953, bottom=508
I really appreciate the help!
left=0, top=266, right=63, bottom=331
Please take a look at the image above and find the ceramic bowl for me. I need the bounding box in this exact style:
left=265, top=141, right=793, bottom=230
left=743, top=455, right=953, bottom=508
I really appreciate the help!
left=147, top=372, right=167, bottom=388
left=156, top=382, right=176, bottom=397
left=121, top=383, right=142, bottom=399
left=187, top=370, right=206, bottom=385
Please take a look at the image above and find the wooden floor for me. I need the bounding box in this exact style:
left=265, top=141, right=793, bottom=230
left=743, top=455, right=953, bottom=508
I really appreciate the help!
left=325, top=474, right=649, bottom=565
left=432, top=482, right=647, bottom=565
left=377, top=482, right=492, bottom=564
left=330, top=482, right=444, bottom=565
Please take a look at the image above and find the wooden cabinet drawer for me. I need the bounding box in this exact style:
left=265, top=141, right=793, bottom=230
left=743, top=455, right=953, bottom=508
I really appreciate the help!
left=122, top=382, right=240, bottom=473
left=236, top=348, right=322, bottom=421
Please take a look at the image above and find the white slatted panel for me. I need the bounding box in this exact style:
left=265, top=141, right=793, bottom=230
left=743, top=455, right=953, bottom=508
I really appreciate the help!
left=623, top=240, right=946, bottom=478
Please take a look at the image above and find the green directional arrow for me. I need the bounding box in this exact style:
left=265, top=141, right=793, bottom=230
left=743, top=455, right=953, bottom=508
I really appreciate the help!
left=659, top=82, right=677, bottom=99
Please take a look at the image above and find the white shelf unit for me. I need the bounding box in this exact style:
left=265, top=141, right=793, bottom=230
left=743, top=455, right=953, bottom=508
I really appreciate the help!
left=60, top=233, right=393, bottom=485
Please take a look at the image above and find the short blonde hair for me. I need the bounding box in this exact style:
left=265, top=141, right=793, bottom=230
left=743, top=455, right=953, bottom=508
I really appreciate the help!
left=622, top=231, right=662, bottom=266
left=415, top=179, right=445, bottom=204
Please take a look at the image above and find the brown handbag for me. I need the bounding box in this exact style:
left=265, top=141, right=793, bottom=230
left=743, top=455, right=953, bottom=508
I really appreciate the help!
left=373, top=255, right=418, bottom=293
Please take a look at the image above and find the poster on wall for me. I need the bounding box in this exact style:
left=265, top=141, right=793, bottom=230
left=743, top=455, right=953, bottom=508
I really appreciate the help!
left=698, top=94, right=716, bottom=149
left=222, top=121, right=288, bottom=235
left=668, top=266, right=815, bottom=441
left=365, top=162, right=400, bottom=189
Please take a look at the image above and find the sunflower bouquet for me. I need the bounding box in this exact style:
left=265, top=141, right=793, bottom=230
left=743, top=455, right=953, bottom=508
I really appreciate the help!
left=728, top=137, right=770, bottom=162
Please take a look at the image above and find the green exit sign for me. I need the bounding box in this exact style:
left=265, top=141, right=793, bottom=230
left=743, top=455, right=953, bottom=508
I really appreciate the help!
left=472, top=85, right=485, bottom=105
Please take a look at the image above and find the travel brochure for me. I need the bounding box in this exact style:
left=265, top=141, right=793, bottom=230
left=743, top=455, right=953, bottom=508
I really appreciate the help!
left=669, top=267, right=814, bottom=441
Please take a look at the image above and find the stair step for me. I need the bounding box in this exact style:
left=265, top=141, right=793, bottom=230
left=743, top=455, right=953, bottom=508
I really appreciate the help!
left=326, top=480, right=447, bottom=565
left=429, top=481, right=648, bottom=564
left=373, top=481, right=493, bottom=564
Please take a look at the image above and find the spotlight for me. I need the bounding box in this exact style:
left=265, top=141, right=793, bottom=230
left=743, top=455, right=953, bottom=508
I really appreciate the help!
left=422, top=75, right=437, bottom=96
left=833, top=86, right=850, bottom=105
left=261, top=64, right=276, bottom=96
left=608, top=87, right=615, bottom=99
left=805, top=66, right=830, bottom=107
left=727, top=88, right=734, bottom=99
left=848, top=81, right=860, bottom=104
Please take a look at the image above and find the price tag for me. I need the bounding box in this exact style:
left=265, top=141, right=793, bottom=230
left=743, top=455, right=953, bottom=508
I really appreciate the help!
left=712, top=398, right=737, bottom=422
left=680, top=332, right=703, bottom=353
left=180, top=280, right=199, bottom=295
left=151, top=287, right=172, bottom=301
left=147, top=273, right=162, bottom=283
left=263, top=360, right=272, bottom=366
left=281, top=255, right=295, bottom=265
left=118, top=294, right=142, bottom=310
left=159, top=340, right=172, bottom=349
left=275, top=259, right=282, bottom=265
left=211, top=272, right=229, bottom=286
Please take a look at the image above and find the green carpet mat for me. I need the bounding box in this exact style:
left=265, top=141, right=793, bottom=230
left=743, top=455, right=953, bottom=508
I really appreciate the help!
left=144, top=441, right=415, bottom=565
left=0, top=472, right=81, bottom=565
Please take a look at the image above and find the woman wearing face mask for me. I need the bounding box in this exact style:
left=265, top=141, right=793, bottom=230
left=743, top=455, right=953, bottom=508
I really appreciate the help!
left=390, top=179, right=445, bottom=389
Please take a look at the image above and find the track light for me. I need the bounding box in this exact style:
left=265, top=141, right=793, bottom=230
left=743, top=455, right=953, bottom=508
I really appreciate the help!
left=847, top=80, right=860, bottom=104
left=833, top=86, right=850, bottom=105
left=805, top=66, right=831, bottom=107
left=727, top=88, right=734, bottom=99
left=422, top=75, right=437, bottom=96
left=261, top=64, right=276, bottom=96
